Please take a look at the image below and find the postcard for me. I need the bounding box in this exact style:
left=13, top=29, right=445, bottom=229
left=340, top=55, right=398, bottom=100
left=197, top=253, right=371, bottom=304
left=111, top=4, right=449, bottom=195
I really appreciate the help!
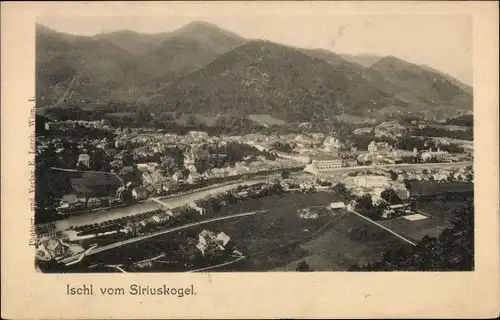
left=1, top=1, right=498, bottom=319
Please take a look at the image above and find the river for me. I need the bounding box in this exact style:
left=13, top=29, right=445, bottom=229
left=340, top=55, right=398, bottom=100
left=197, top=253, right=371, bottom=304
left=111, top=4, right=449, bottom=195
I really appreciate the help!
left=53, top=177, right=271, bottom=231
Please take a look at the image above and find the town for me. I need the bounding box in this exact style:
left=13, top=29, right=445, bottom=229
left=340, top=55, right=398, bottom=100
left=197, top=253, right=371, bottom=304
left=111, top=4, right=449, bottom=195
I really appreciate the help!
left=34, top=116, right=474, bottom=273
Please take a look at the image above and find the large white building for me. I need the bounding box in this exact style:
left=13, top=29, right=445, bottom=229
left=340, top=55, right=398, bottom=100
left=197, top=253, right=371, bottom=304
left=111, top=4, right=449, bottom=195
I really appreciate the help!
left=304, top=155, right=343, bottom=174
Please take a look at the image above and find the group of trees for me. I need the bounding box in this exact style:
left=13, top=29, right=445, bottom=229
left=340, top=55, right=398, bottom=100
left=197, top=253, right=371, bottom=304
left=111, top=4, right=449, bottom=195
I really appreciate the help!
left=271, top=141, right=295, bottom=153
left=331, top=183, right=356, bottom=203
left=446, top=114, right=473, bottom=127
left=158, top=146, right=186, bottom=176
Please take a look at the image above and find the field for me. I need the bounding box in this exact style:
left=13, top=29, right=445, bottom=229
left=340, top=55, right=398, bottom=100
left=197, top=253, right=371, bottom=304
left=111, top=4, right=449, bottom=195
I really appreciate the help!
left=408, top=182, right=473, bottom=197
left=248, top=114, right=287, bottom=126
left=173, top=114, right=220, bottom=126
left=428, top=124, right=469, bottom=132
left=272, top=211, right=413, bottom=271
left=58, top=191, right=417, bottom=272
left=334, top=113, right=375, bottom=124
left=378, top=197, right=473, bottom=242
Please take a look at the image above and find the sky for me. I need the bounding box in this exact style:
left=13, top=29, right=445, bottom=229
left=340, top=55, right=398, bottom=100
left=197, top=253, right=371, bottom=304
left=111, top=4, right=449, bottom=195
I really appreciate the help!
left=38, top=13, right=472, bottom=85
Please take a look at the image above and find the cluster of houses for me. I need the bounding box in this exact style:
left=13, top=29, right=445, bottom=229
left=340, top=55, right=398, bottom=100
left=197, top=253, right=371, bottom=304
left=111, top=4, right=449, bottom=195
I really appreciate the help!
left=57, top=180, right=148, bottom=216
left=196, top=229, right=232, bottom=257
left=35, top=237, right=85, bottom=263
left=44, top=120, right=111, bottom=132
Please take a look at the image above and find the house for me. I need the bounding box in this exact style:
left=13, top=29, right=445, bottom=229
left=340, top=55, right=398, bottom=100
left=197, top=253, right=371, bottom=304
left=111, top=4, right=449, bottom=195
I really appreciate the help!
left=342, top=159, right=358, bottom=168
left=327, top=202, right=346, bottom=210
left=188, top=201, right=205, bottom=215
left=87, top=197, right=101, bottom=208
left=353, top=175, right=390, bottom=189
left=187, top=172, right=202, bottom=184
left=297, top=208, right=319, bottom=219
left=368, top=141, right=392, bottom=154
left=46, top=239, right=65, bottom=257
left=382, top=209, right=396, bottom=219
left=61, top=194, right=79, bottom=209
left=132, top=187, right=148, bottom=200
left=216, top=232, right=231, bottom=246
left=188, top=131, right=209, bottom=140
left=77, top=154, right=90, bottom=168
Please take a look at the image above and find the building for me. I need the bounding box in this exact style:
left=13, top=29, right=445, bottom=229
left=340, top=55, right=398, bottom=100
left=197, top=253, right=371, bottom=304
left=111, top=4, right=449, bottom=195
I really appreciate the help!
left=188, top=131, right=209, bottom=141
left=327, top=202, right=346, bottom=210
left=77, top=154, right=90, bottom=168
left=132, top=187, right=148, bottom=200
left=294, top=134, right=315, bottom=148
left=216, top=232, right=231, bottom=247
left=60, top=194, right=79, bottom=210
left=420, top=148, right=451, bottom=162
left=87, top=197, right=101, bottom=208
left=342, top=158, right=358, bottom=168
left=196, top=229, right=229, bottom=256
left=184, top=148, right=197, bottom=173
left=323, top=136, right=341, bottom=156
left=368, top=141, right=392, bottom=154
left=311, top=154, right=343, bottom=170
left=297, top=208, right=319, bottom=219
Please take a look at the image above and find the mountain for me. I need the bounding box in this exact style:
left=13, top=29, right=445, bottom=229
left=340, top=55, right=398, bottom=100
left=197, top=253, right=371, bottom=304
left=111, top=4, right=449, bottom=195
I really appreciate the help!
left=146, top=40, right=409, bottom=121
left=36, top=22, right=246, bottom=107
left=37, top=22, right=473, bottom=120
left=304, top=50, right=403, bottom=98
left=340, top=53, right=383, bottom=68
left=419, top=64, right=472, bottom=94
left=369, top=56, right=473, bottom=110
left=36, top=24, right=144, bottom=107
left=302, top=49, right=364, bottom=71
left=133, top=21, right=246, bottom=90
left=92, top=30, right=171, bottom=56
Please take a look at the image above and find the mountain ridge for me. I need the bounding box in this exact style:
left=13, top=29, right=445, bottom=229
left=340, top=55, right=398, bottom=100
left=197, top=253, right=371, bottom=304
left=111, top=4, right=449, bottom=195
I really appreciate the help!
left=36, top=22, right=473, bottom=120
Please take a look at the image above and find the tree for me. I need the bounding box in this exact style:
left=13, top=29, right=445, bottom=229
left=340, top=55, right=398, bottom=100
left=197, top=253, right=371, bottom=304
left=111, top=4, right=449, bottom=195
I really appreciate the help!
left=160, top=157, right=177, bottom=177
left=380, top=188, right=401, bottom=204
left=181, top=168, right=190, bottom=179
left=389, top=171, right=398, bottom=181
left=332, top=183, right=347, bottom=194
left=281, top=169, right=290, bottom=179
left=296, top=260, right=313, bottom=272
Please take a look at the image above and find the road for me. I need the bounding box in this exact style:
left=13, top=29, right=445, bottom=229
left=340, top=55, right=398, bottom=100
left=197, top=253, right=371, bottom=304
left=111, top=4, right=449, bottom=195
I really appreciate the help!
left=86, top=210, right=268, bottom=256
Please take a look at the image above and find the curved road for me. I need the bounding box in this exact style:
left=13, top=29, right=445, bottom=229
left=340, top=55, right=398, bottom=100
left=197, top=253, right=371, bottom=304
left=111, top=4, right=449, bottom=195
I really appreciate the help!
left=87, top=210, right=268, bottom=256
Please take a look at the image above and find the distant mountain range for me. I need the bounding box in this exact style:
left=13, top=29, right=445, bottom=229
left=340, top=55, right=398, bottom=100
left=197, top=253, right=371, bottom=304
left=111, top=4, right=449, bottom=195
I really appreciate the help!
left=36, top=21, right=473, bottom=121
